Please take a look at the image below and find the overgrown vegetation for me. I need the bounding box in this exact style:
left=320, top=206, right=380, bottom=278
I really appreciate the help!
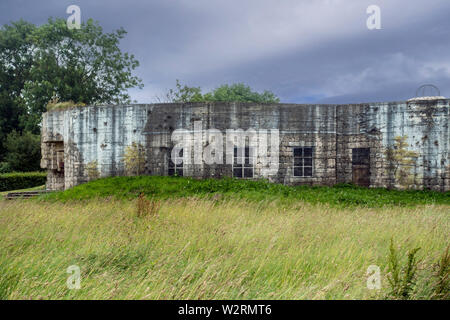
left=384, top=239, right=450, bottom=300
left=46, top=98, right=86, bottom=112
left=385, top=136, right=419, bottom=189
left=0, top=18, right=142, bottom=170
left=42, top=176, right=450, bottom=208
left=0, top=130, right=41, bottom=173
left=0, top=197, right=447, bottom=299
left=386, top=239, right=421, bottom=299
left=0, top=171, right=46, bottom=192
left=123, top=143, right=146, bottom=176
left=164, top=80, right=280, bottom=104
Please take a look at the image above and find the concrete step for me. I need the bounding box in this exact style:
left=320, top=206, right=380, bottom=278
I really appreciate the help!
left=4, top=190, right=53, bottom=200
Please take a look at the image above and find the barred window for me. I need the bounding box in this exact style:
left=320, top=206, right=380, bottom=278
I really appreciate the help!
left=232, top=147, right=254, bottom=178
left=168, top=148, right=183, bottom=176
left=293, top=147, right=313, bottom=177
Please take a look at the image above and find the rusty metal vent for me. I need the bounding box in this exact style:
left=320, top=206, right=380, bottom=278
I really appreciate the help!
left=408, top=84, right=446, bottom=101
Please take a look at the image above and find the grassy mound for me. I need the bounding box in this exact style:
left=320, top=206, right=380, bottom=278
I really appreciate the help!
left=42, top=176, right=450, bottom=207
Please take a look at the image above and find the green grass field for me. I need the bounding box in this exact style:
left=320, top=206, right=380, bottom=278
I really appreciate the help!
left=0, top=177, right=449, bottom=299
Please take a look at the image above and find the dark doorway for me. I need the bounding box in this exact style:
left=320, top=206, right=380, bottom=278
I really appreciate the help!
left=352, top=148, right=370, bottom=187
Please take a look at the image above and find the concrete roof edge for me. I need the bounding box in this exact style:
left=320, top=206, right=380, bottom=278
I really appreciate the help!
left=43, top=99, right=450, bottom=114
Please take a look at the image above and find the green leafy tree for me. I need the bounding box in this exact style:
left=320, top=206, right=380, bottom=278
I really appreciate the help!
left=4, top=131, right=41, bottom=172
left=0, top=18, right=143, bottom=169
left=21, top=18, right=143, bottom=132
left=166, top=79, right=203, bottom=103
left=166, top=80, right=280, bottom=104
left=204, top=83, right=280, bottom=103
left=0, top=20, right=35, bottom=160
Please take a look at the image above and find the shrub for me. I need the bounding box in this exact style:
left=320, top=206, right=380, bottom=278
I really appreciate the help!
left=387, top=238, right=421, bottom=299
left=0, top=172, right=47, bottom=192
left=385, top=136, right=419, bottom=189
left=4, top=130, right=41, bottom=172
left=85, top=161, right=100, bottom=181
left=46, top=100, right=86, bottom=111
left=0, top=162, right=12, bottom=173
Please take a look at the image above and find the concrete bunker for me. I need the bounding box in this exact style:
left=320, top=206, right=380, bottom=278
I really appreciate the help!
left=40, top=100, right=450, bottom=192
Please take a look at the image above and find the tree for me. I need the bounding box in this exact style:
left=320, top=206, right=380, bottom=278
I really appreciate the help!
left=166, top=79, right=203, bottom=103
left=4, top=130, right=41, bottom=172
left=204, top=83, right=280, bottom=103
left=0, top=18, right=143, bottom=168
left=0, top=20, right=35, bottom=160
left=166, top=80, right=280, bottom=104
left=123, top=142, right=146, bottom=176
left=21, top=18, right=143, bottom=132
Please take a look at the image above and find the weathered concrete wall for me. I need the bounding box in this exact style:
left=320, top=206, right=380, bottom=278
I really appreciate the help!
left=41, top=100, right=449, bottom=191
left=335, top=100, right=449, bottom=190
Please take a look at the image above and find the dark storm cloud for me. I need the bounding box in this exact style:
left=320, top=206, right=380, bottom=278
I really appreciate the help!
left=1, top=0, right=450, bottom=103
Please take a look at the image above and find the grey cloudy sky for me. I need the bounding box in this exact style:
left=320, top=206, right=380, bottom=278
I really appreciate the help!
left=1, top=0, right=450, bottom=103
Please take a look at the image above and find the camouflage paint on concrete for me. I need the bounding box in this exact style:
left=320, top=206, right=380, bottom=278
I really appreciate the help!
left=41, top=100, right=449, bottom=191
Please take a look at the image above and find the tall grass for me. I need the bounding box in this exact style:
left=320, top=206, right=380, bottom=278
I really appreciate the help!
left=432, top=246, right=450, bottom=299
left=0, top=197, right=448, bottom=299
left=0, top=263, right=21, bottom=300
left=386, top=239, right=421, bottom=299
